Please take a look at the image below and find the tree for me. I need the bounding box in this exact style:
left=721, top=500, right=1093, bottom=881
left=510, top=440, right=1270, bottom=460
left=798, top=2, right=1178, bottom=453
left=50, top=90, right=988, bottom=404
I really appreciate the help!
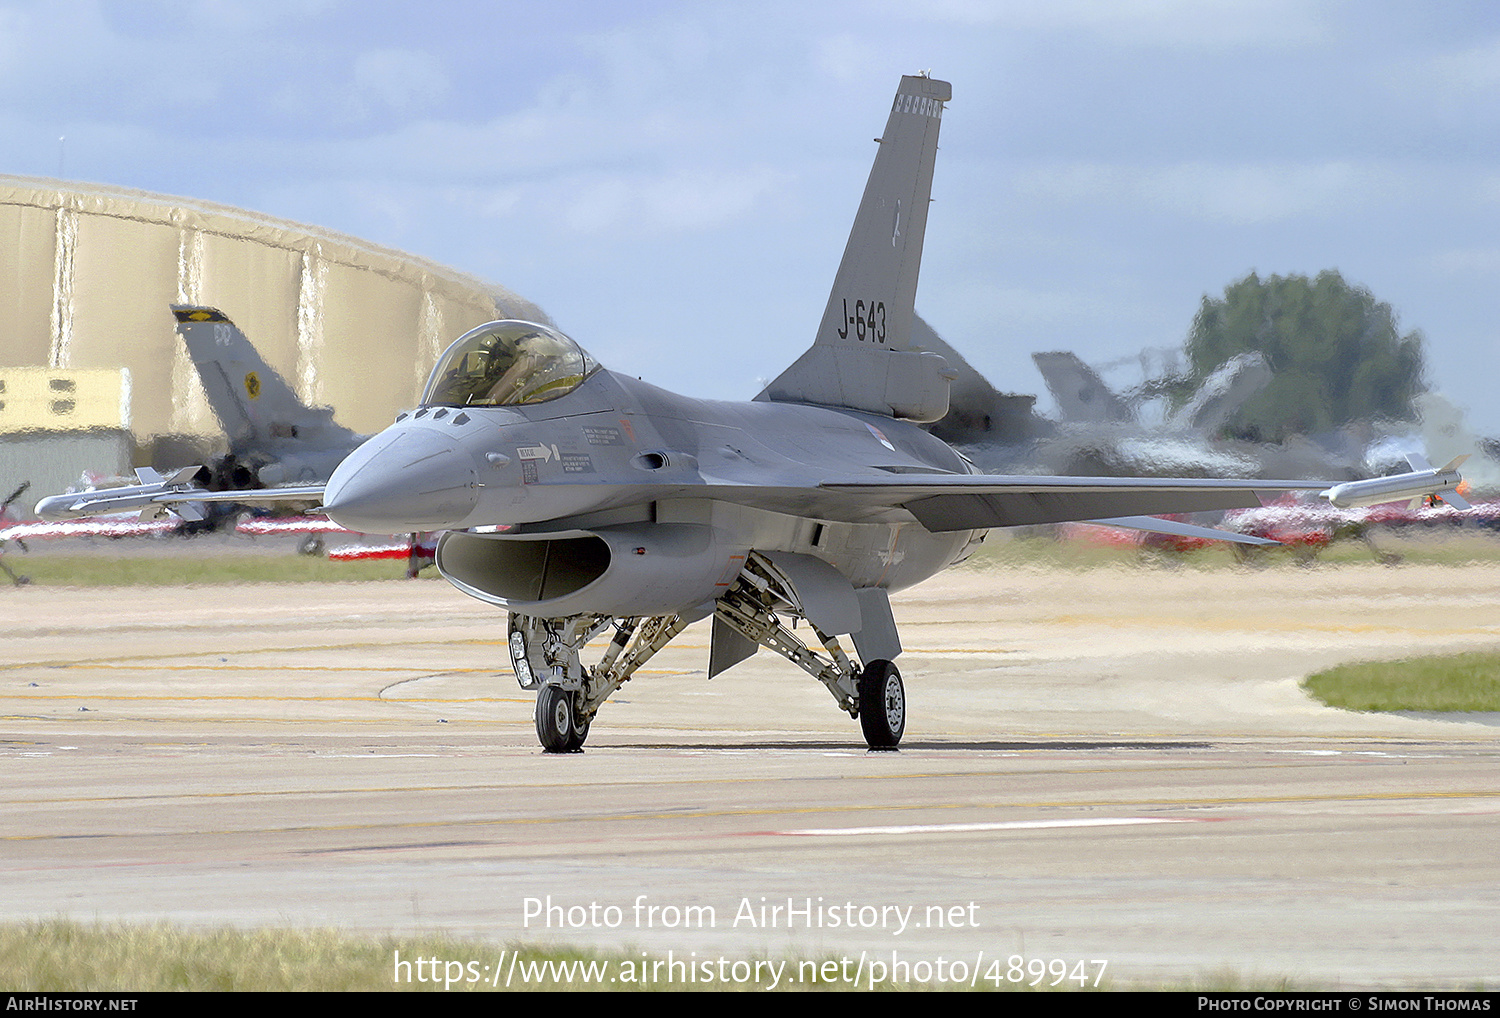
left=1182, top=270, right=1426, bottom=442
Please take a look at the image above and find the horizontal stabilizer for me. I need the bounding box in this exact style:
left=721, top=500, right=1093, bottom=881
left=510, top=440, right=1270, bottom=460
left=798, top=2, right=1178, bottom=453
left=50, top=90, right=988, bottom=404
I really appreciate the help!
left=1171, top=352, right=1273, bottom=432
left=1090, top=515, right=1280, bottom=546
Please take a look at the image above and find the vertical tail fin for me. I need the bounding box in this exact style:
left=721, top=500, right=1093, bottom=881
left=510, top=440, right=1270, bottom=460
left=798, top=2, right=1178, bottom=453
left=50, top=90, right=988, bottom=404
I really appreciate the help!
left=757, top=75, right=954, bottom=422
left=1170, top=352, right=1273, bottom=432
left=172, top=306, right=355, bottom=453
left=1032, top=352, right=1134, bottom=425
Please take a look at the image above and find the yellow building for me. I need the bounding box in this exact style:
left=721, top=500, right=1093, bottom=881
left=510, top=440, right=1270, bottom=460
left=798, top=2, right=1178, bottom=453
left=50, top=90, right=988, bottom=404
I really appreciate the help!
left=0, top=366, right=130, bottom=432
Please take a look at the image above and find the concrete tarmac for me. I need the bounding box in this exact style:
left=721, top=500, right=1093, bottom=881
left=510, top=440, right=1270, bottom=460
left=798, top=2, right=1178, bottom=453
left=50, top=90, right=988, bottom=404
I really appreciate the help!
left=3, top=562, right=1499, bottom=988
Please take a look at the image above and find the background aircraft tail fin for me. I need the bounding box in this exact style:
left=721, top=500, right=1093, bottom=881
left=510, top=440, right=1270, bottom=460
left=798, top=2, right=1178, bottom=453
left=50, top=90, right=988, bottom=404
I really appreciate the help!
left=1171, top=352, right=1273, bottom=432
left=757, top=75, right=954, bottom=423
left=1032, top=352, right=1134, bottom=425
left=172, top=306, right=355, bottom=452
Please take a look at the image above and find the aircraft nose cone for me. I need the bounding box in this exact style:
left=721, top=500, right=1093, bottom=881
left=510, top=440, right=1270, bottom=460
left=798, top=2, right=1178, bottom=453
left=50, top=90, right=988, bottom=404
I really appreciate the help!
left=322, top=427, right=479, bottom=533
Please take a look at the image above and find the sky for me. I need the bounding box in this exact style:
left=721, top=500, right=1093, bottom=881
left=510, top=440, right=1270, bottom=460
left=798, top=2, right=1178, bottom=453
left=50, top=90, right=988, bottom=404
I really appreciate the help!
left=3, top=0, right=1498, bottom=433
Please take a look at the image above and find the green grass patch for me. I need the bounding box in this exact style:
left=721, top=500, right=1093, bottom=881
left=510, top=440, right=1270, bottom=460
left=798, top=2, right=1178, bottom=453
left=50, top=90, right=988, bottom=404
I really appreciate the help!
left=1282, top=531, right=1500, bottom=568
left=1304, top=651, right=1500, bottom=712
left=0, top=920, right=1104, bottom=991
left=963, top=530, right=1500, bottom=572
left=7, top=920, right=1454, bottom=991
left=8, top=528, right=1500, bottom=586
left=3, top=921, right=643, bottom=992
left=4, top=554, right=436, bottom=586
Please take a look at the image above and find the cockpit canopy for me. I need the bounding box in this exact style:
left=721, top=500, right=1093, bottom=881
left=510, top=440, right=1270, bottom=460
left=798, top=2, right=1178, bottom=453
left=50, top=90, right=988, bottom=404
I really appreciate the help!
left=422, top=321, right=598, bottom=408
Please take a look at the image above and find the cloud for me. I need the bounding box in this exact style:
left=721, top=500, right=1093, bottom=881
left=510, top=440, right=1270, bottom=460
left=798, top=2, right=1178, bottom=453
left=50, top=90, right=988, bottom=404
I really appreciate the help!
left=552, top=166, right=793, bottom=236
left=813, top=34, right=867, bottom=83
left=169, top=0, right=340, bottom=33
left=352, top=49, right=450, bottom=118
left=1432, top=35, right=1500, bottom=93
left=1016, top=160, right=1411, bottom=225
left=1429, top=246, right=1500, bottom=277
left=910, top=0, right=1327, bottom=49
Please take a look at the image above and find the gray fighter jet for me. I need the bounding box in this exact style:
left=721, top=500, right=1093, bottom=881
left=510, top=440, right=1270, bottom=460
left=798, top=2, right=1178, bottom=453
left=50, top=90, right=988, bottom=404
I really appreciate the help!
left=37, top=75, right=1465, bottom=751
left=1034, top=349, right=1272, bottom=434
left=173, top=307, right=364, bottom=492
left=1023, top=350, right=1276, bottom=477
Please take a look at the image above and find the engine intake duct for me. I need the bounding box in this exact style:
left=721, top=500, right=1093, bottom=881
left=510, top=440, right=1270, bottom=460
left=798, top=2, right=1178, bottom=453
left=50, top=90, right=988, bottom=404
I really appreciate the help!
left=439, top=533, right=610, bottom=603
left=436, top=524, right=746, bottom=619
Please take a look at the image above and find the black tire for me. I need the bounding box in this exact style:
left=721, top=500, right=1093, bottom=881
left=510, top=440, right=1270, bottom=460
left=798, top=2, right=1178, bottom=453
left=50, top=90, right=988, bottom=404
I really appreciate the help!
left=567, top=708, right=590, bottom=752
left=857, top=659, right=905, bottom=749
left=535, top=685, right=588, bottom=753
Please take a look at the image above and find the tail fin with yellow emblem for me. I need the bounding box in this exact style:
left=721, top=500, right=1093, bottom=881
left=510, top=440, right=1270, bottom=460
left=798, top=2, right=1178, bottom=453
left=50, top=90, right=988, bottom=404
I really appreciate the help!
left=172, top=306, right=359, bottom=482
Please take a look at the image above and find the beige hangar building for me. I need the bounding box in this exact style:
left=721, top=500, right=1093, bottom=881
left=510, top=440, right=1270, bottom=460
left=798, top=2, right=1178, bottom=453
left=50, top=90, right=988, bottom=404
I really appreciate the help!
left=0, top=176, right=546, bottom=516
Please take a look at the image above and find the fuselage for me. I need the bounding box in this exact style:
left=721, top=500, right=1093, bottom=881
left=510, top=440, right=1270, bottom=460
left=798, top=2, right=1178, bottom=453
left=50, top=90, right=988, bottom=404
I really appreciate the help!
left=320, top=364, right=984, bottom=601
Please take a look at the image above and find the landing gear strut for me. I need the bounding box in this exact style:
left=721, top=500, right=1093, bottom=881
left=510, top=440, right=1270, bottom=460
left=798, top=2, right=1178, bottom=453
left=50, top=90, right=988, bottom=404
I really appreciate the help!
left=511, top=612, right=687, bottom=754
left=507, top=553, right=907, bottom=752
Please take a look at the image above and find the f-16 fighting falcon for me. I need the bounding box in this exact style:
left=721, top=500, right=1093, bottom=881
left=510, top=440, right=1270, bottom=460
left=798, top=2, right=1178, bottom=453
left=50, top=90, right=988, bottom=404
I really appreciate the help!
left=37, top=75, right=1468, bottom=752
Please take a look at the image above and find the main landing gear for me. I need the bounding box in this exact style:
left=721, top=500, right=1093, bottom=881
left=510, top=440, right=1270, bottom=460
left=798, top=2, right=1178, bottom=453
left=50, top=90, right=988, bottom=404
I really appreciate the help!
left=508, top=552, right=906, bottom=753
left=534, top=683, right=589, bottom=753
left=857, top=659, right=905, bottom=749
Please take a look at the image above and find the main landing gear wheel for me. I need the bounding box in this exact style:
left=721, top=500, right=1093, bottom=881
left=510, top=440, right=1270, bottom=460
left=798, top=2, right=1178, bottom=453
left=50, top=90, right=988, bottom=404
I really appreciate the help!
left=857, top=659, right=905, bottom=750
left=535, top=685, right=589, bottom=753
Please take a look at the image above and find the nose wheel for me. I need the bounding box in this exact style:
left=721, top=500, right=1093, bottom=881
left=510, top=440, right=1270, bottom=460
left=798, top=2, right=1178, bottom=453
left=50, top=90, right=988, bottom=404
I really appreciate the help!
left=857, top=659, right=905, bottom=749
left=536, top=684, right=589, bottom=753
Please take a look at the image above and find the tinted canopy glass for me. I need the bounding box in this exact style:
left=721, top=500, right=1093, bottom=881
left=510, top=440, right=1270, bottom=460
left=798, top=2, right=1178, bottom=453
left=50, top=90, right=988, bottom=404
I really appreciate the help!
left=422, top=321, right=597, bottom=407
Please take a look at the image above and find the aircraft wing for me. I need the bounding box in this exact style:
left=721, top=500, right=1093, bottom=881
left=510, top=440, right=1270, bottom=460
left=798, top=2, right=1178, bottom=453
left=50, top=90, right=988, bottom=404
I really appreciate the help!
left=39, top=462, right=1465, bottom=540
left=818, top=474, right=1309, bottom=532
left=35, top=471, right=327, bottom=522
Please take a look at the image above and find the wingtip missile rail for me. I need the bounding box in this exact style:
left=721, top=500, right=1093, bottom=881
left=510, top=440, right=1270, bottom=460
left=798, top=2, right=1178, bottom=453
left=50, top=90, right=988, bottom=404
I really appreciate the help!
left=1319, top=454, right=1472, bottom=511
